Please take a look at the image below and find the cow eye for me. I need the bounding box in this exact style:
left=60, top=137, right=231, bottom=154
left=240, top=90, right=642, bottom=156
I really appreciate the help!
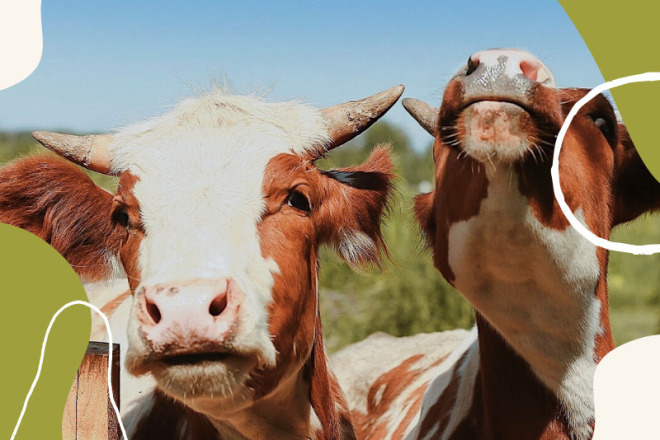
left=591, top=114, right=614, bottom=141
left=113, top=209, right=130, bottom=229
left=287, top=191, right=311, bottom=212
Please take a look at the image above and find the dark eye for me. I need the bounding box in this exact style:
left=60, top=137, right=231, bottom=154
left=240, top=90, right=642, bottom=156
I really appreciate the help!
left=591, top=115, right=613, bottom=140
left=113, top=209, right=130, bottom=228
left=287, top=191, right=311, bottom=212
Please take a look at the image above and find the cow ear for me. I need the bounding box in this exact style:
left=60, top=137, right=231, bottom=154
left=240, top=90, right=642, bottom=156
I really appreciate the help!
left=0, top=155, right=122, bottom=282
left=317, top=145, right=394, bottom=267
left=414, top=191, right=436, bottom=248
left=613, top=126, right=660, bottom=225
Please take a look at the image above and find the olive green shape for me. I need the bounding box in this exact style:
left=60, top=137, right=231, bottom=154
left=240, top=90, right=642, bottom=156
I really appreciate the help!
left=559, top=0, right=660, bottom=182
left=0, top=223, right=91, bottom=439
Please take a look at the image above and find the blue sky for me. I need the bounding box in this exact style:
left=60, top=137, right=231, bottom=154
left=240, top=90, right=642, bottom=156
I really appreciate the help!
left=0, top=0, right=604, bottom=151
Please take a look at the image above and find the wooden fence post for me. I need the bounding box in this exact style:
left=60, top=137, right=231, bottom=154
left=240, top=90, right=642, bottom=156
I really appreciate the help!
left=63, top=341, right=120, bottom=440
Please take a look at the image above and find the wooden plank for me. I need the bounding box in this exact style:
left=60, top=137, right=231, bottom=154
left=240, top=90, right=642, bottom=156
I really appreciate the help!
left=63, top=341, right=120, bottom=440
left=107, top=343, right=121, bottom=440
left=62, top=369, right=78, bottom=440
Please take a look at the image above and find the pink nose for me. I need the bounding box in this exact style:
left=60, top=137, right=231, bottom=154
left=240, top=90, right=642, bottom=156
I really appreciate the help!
left=467, top=49, right=555, bottom=85
left=519, top=59, right=541, bottom=82
left=136, top=277, right=242, bottom=354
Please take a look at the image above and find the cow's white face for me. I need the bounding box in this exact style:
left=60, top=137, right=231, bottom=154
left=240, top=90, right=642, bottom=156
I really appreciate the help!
left=41, top=90, right=395, bottom=417
left=106, top=95, right=327, bottom=406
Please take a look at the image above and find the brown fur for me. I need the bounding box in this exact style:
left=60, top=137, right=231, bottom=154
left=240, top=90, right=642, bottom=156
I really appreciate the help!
left=318, top=146, right=394, bottom=267
left=113, top=172, right=144, bottom=291
left=308, top=313, right=357, bottom=440
left=353, top=354, right=426, bottom=439
left=131, top=391, right=219, bottom=439
left=413, top=143, right=488, bottom=285
left=252, top=146, right=393, bottom=439
left=417, top=351, right=469, bottom=438
left=613, top=127, right=660, bottom=224
left=0, top=155, right=122, bottom=281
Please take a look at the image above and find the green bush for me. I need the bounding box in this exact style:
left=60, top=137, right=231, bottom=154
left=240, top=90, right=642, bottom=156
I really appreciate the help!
left=609, top=215, right=660, bottom=344
left=318, top=193, right=475, bottom=352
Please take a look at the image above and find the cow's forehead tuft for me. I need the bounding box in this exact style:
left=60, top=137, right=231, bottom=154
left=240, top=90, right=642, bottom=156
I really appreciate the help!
left=108, top=90, right=330, bottom=174
left=104, top=90, right=331, bottom=288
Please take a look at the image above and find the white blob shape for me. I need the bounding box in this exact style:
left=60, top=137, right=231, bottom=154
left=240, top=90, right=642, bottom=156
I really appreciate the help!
left=592, top=335, right=660, bottom=440
left=0, top=0, right=43, bottom=91
left=551, top=72, right=660, bottom=255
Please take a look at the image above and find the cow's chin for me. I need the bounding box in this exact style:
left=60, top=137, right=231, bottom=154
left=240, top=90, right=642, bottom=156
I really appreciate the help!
left=457, top=101, right=539, bottom=165
left=148, top=355, right=258, bottom=404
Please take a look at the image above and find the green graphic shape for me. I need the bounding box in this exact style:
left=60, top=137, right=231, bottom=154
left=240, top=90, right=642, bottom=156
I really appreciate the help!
left=559, top=0, right=660, bottom=182
left=1, top=224, right=90, bottom=439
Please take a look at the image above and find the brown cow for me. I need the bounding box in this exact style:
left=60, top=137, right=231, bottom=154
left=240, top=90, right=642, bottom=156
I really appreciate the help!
left=333, top=49, right=660, bottom=440
left=0, top=85, right=403, bottom=440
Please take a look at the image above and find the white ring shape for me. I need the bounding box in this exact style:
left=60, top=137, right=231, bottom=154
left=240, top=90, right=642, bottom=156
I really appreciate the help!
left=551, top=72, right=660, bottom=255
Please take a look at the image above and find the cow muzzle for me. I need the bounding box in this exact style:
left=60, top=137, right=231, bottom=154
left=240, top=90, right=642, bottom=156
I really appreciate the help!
left=135, top=277, right=242, bottom=359
left=126, top=276, right=273, bottom=401
left=440, top=49, right=563, bottom=164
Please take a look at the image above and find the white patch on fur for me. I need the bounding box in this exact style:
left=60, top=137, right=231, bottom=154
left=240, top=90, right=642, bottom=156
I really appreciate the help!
left=436, top=339, right=480, bottom=440
left=108, top=90, right=330, bottom=370
left=177, top=418, right=189, bottom=440
left=403, top=327, right=478, bottom=440
left=556, top=298, right=601, bottom=440
left=447, top=165, right=601, bottom=439
left=108, top=254, right=126, bottom=279
left=338, top=229, right=377, bottom=265
left=332, top=330, right=471, bottom=439
left=310, top=407, right=322, bottom=437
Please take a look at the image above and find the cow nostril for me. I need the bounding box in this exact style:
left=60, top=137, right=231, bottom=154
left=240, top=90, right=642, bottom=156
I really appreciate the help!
left=209, top=293, right=228, bottom=317
left=466, top=56, right=479, bottom=76
left=146, top=299, right=162, bottom=324
left=520, top=60, right=539, bottom=82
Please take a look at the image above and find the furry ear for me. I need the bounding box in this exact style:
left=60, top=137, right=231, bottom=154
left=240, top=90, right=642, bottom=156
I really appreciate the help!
left=414, top=190, right=436, bottom=248
left=613, top=126, right=660, bottom=225
left=0, top=155, right=122, bottom=281
left=317, top=145, right=394, bottom=267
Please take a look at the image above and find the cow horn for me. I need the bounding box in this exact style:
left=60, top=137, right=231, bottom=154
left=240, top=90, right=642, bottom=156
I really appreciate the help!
left=402, top=98, right=438, bottom=136
left=321, top=85, right=404, bottom=150
left=32, top=131, right=114, bottom=175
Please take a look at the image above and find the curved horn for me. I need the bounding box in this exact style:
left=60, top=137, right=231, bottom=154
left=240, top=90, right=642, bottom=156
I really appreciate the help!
left=32, top=131, right=114, bottom=175
left=402, top=98, right=438, bottom=136
left=321, top=85, right=404, bottom=150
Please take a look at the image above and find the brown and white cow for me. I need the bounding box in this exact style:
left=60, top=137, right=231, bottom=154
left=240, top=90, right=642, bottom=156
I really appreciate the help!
left=333, top=49, right=660, bottom=440
left=0, top=85, right=403, bottom=440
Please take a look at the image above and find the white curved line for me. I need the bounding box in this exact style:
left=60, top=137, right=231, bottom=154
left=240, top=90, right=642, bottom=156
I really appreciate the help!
left=10, top=300, right=127, bottom=440
left=551, top=72, right=660, bottom=255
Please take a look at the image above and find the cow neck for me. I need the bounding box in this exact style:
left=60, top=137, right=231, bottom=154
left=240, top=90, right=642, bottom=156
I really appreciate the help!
left=467, top=314, right=577, bottom=439
left=128, top=304, right=350, bottom=440
left=452, top=311, right=613, bottom=440
left=208, top=369, right=316, bottom=440
left=447, top=164, right=615, bottom=439
left=209, top=302, right=352, bottom=440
